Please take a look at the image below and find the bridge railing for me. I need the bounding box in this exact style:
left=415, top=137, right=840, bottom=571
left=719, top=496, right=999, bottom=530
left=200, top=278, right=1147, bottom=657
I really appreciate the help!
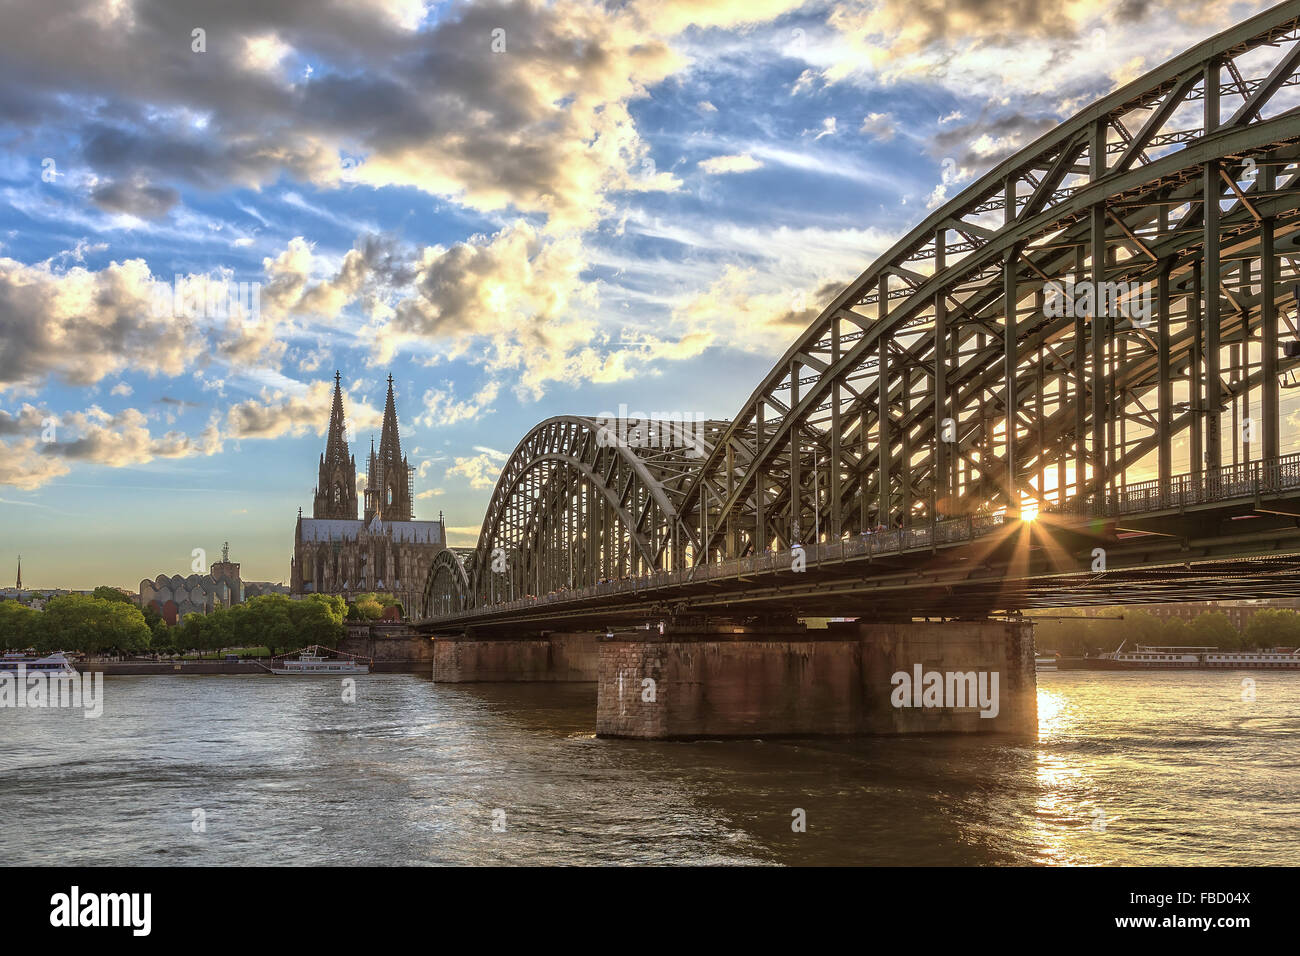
left=1051, top=451, right=1300, bottom=518
left=438, top=452, right=1300, bottom=621
left=439, top=512, right=1016, bottom=621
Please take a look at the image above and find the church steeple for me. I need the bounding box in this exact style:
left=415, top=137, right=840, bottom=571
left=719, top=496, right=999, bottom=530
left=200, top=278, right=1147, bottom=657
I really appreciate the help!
left=312, top=371, right=359, bottom=519
left=365, top=374, right=413, bottom=522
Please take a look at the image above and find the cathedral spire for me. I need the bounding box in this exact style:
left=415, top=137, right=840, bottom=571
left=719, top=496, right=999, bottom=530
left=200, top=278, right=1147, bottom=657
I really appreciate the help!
left=365, top=374, right=413, bottom=522
left=324, top=370, right=348, bottom=467
left=312, top=370, right=359, bottom=520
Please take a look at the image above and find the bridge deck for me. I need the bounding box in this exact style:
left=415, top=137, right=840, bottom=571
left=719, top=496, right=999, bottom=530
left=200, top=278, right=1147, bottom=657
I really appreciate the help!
left=420, top=454, right=1300, bottom=631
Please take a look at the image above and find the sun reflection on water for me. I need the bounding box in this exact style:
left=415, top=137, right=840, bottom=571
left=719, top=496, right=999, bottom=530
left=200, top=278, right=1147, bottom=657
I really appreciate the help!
left=1028, top=683, right=1098, bottom=864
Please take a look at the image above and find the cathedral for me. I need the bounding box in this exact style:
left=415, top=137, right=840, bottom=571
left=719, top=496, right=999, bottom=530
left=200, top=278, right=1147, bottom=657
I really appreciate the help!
left=291, top=372, right=444, bottom=618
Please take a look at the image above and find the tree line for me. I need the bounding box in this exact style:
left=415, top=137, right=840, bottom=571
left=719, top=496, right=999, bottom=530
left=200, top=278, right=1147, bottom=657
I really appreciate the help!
left=0, top=589, right=348, bottom=657
left=1031, top=606, right=1300, bottom=655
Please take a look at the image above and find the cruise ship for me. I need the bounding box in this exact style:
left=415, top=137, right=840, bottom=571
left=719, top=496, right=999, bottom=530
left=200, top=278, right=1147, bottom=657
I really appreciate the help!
left=1064, top=642, right=1300, bottom=670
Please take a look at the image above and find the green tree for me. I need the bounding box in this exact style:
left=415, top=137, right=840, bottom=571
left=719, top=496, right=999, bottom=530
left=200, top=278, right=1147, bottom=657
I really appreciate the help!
left=91, top=586, right=134, bottom=604
left=290, top=595, right=346, bottom=646
left=350, top=595, right=384, bottom=621
left=0, top=600, right=40, bottom=650
left=150, top=625, right=175, bottom=656
left=1244, top=608, right=1300, bottom=649
left=1122, top=610, right=1167, bottom=645
left=239, top=595, right=299, bottom=655
left=211, top=606, right=244, bottom=654
left=140, top=603, right=168, bottom=647
left=32, top=595, right=150, bottom=655
left=1159, top=616, right=1191, bottom=644
left=1189, top=611, right=1239, bottom=649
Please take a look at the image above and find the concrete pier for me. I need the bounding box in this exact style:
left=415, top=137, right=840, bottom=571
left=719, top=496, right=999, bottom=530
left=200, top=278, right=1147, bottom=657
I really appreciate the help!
left=431, top=631, right=600, bottom=682
left=595, top=619, right=1037, bottom=739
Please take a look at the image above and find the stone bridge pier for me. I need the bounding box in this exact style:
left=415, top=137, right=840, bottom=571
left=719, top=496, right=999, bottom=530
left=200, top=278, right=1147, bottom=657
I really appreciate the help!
left=428, top=617, right=1037, bottom=739
left=595, top=618, right=1037, bottom=739
left=431, top=629, right=601, bottom=682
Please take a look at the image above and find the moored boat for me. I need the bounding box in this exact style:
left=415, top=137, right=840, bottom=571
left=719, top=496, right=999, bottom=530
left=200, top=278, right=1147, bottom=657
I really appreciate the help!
left=266, top=645, right=371, bottom=676
left=1071, top=641, right=1300, bottom=670
left=0, top=651, right=78, bottom=677
left=1201, top=647, right=1300, bottom=669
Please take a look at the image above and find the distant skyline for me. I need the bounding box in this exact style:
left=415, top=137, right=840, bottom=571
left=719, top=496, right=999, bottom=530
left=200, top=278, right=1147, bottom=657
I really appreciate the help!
left=0, top=0, right=1280, bottom=589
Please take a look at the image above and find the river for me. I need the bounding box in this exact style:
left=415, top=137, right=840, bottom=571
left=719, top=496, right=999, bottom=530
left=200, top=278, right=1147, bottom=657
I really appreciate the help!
left=1, top=670, right=1295, bottom=865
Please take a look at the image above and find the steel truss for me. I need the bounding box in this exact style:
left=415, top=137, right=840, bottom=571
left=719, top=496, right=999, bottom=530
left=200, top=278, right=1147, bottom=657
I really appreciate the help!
left=427, top=1, right=1300, bottom=620
left=424, top=415, right=734, bottom=613
left=681, top=1, right=1300, bottom=564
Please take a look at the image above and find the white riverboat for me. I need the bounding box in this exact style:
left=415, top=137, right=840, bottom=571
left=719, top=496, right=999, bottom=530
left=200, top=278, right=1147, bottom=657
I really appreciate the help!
left=267, top=646, right=371, bottom=676
left=0, top=651, right=78, bottom=677
left=1201, top=647, right=1300, bottom=669
left=1035, top=652, right=1059, bottom=672
left=1076, top=642, right=1300, bottom=670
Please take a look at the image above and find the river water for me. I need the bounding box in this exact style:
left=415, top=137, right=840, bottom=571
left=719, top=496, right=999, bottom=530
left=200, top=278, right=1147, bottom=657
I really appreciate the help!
left=1, top=671, right=1296, bottom=866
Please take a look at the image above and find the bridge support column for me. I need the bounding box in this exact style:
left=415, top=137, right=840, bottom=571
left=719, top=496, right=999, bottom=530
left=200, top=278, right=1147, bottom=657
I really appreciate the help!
left=431, top=631, right=600, bottom=682
left=596, top=619, right=1037, bottom=739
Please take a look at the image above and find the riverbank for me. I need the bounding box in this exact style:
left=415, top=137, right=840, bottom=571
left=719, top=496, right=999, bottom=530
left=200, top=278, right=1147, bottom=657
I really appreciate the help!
left=74, top=660, right=430, bottom=675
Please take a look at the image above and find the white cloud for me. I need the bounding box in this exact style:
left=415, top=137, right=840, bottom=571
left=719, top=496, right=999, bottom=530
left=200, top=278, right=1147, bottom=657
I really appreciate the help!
left=447, top=453, right=503, bottom=490
left=698, top=153, right=764, bottom=175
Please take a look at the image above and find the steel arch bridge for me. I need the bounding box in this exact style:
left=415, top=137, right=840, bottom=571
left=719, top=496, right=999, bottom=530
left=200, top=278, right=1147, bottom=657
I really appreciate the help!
left=427, top=414, right=734, bottom=614
left=424, top=1, right=1300, bottom=627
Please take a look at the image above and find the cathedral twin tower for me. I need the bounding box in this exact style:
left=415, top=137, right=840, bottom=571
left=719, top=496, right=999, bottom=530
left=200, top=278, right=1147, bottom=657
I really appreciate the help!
left=314, top=370, right=413, bottom=522
left=292, top=371, right=444, bottom=617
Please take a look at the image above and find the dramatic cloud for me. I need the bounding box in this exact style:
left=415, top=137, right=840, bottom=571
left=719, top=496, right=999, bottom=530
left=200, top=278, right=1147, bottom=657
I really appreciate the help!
left=46, top=406, right=223, bottom=467
left=0, top=438, right=69, bottom=489
left=0, top=257, right=203, bottom=392
left=671, top=266, right=846, bottom=354
left=930, top=111, right=1058, bottom=171
left=89, top=180, right=181, bottom=219
left=0, top=0, right=704, bottom=232
left=816, top=0, right=1274, bottom=106
left=0, top=403, right=48, bottom=436
left=381, top=220, right=615, bottom=399
left=224, top=379, right=381, bottom=442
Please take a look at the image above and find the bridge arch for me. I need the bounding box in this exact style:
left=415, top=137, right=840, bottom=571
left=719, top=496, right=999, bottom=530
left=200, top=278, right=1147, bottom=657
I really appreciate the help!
left=422, top=548, right=471, bottom=619
left=422, top=3, right=1300, bottom=623
left=676, top=4, right=1300, bottom=561
left=426, top=415, right=731, bottom=610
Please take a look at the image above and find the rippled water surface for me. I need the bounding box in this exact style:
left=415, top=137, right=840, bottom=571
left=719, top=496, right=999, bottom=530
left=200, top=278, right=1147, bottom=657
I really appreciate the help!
left=1, top=671, right=1296, bottom=865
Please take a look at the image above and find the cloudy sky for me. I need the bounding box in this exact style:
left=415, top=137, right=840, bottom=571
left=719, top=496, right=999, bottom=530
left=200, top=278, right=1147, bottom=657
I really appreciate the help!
left=0, top=0, right=1268, bottom=589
